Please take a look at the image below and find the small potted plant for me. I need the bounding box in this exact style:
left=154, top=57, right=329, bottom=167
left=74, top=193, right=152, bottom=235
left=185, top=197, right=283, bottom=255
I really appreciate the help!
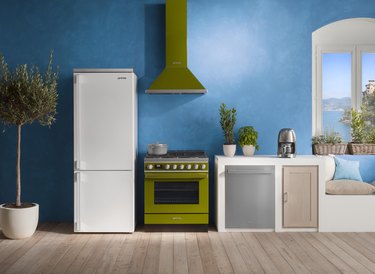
left=219, top=103, right=236, bottom=157
left=238, top=126, right=259, bottom=156
left=348, top=108, right=375, bottom=154
left=0, top=52, right=58, bottom=239
left=312, top=129, right=346, bottom=155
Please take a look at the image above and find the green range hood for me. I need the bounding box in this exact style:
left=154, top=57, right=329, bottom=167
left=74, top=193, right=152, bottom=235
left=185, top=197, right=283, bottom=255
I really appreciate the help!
left=146, top=0, right=207, bottom=94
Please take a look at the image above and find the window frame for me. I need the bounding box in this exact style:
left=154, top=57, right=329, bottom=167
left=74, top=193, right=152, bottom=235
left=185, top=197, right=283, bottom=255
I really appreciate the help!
left=312, top=18, right=375, bottom=137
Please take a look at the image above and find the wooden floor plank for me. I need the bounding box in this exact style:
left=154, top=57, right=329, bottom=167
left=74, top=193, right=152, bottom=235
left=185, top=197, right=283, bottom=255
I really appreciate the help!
left=242, top=232, right=280, bottom=273
left=302, top=232, right=358, bottom=273
left=207, top=231, right=234, bottom=274
left=64, top=234, right=104, bottom=274
left=230, top=233, right=264, bottom=274
left=218, top=232, right=249, bottom=274
left=196, top=232, right=219, bottom=274
left=287, top=232, right=340, bottom=274
left=254, top=232, right=295, bottom=273
left=94, top=234, right=128, bottom=274
left=2, top=224, right=375, bottom=274
left=158, top=232, right=174, bottom=274
left=266, top=232, right=310, bottom=274
left=327, top=233, right=375, bottom=272
left=185, top=232, right=204, bottom=274
left=112, top=231, right=140, bottom=274
left=0, top=223, right=58, bottom=274
left=142, top=232, right=162, bottom=274
left=173, top=233, right=188, bottom=274
left=49, top=232, right=93, bottom=274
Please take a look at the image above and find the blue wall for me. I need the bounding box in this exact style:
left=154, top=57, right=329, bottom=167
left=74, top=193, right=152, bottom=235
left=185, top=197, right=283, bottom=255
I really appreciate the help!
left=0, top=0, right=374, bottom=223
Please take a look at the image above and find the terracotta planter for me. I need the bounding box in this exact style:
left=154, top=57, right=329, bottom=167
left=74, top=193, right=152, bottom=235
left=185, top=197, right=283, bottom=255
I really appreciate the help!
left=0, top=203, right=39, bottom=239
left=242, top=145, right=255, bottom=156
left=223, top=144, right=236, bottom=157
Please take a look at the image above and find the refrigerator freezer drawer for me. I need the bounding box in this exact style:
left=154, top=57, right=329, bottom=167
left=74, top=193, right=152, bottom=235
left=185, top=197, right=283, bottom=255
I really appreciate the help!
left=74, top=171, right=134, bottom=232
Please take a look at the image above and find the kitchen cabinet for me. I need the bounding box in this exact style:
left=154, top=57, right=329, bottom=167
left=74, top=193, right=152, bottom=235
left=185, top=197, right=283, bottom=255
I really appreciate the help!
left=283, top=166, right=318, bottom=228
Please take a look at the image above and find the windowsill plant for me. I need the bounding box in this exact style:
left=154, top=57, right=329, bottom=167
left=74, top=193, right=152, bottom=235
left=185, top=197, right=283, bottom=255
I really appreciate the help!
left=312, top=129, right=347, bottom=155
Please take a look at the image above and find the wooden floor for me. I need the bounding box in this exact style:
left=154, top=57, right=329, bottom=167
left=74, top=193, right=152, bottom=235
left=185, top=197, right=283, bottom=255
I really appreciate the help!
left=2, top=223, right=375, bottom=273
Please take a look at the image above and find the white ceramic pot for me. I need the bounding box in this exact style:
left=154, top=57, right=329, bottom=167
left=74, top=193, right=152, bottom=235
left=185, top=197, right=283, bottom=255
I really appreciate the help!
left=0, top=203, right=39, bottom=239
left=242, top=145, right=255, bottom=156
left=223, top=144, right=236, bottom=157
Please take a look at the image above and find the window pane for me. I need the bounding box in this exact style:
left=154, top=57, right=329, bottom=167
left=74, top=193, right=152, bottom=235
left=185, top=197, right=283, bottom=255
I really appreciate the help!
left=322, top=53, right=351, bottom=141
left=362, top=53, right=375, bottom=128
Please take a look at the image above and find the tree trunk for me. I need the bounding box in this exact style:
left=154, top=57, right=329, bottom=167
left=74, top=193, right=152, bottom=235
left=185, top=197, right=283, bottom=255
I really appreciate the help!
left=16, top=124, right=21, bottom=207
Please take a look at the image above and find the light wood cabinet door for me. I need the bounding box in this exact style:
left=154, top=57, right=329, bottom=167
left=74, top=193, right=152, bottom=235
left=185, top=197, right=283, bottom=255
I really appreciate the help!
left=283, top=166, right=318, bottom=228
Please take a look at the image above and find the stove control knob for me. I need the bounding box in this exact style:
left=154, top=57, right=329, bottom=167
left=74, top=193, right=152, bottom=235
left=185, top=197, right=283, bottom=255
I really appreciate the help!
left=186, top=164, right=192, bottom=170
left=179, top=164, right=185, bottom=170
left=164, top=164, right=170, bottom=170
left=201, top=164, right=206, bottom=170
left=193, top=164, right=199, bottom=170
left=172, top=164, right=177, bottom=170
left=147, top=164, right=153, bottom=170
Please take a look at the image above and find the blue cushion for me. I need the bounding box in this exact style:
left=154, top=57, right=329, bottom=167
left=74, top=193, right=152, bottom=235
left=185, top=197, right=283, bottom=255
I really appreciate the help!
left=334, top=157, right=363, bottom=182
left=336, top=155, right=375, bottom=183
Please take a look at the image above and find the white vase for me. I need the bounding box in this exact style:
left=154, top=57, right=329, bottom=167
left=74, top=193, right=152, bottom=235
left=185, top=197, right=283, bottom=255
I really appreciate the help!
left=223, top=144, right=236, bottom=157
left=0, top=203, right=39, bottom=239
left=242, top=145, right=255, bottom=156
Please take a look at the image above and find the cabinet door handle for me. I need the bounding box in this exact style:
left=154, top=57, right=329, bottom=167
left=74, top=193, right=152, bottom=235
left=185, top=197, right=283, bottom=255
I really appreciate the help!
left=172, top=217, right=182, bottom=221
left=283, top=192, right=288, bottom=203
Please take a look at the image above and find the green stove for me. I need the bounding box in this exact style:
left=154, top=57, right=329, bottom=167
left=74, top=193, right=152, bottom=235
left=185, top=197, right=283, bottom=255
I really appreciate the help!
left=144, top=150, right=209, bottom=225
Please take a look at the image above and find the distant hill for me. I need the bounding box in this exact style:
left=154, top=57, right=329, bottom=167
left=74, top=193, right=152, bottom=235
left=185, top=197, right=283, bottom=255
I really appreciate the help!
left=323, top=97, right=351, bottom=111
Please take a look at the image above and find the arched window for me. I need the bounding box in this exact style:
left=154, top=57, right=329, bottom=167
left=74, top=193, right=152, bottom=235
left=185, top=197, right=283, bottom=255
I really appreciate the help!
left=312, top=18, right=375, bottom=141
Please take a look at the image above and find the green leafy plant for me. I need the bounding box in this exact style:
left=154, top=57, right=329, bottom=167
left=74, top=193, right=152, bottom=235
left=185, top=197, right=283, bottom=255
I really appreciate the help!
left=0, top=52, right=58, bottom=207
left=238, top=126, right=260, bottom=150
left=219, top=103, right=236, bottom=144
left=351, top=108, right=365, bottom=143
left=365, top=127, right=375, bottom=143
left=312, top=129, right=343, bottom=145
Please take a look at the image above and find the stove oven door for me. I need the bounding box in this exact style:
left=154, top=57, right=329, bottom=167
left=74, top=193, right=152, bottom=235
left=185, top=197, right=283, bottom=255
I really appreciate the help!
left=144, top=172, right=208, bottom=223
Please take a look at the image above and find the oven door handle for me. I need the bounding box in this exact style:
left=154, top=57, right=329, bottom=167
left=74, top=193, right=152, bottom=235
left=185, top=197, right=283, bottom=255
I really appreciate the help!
left=145, top=172, right=208, bottom=179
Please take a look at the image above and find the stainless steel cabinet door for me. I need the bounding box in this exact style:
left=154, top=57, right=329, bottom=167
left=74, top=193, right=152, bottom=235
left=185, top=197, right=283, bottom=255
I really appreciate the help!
left=225, top=166, right=275, bottom=229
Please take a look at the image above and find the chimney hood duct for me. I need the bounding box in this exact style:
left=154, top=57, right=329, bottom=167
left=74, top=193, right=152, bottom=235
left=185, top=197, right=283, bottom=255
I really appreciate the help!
left=146, top=0, right=207, bottom=94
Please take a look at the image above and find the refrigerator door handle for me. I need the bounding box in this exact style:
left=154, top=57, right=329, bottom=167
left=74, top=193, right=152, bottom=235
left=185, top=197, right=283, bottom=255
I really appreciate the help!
left=74, top=173, right=81, bottom=232
left=74, top=161, right=86, bottom=170
left=74, top=74, right=81, bottom=168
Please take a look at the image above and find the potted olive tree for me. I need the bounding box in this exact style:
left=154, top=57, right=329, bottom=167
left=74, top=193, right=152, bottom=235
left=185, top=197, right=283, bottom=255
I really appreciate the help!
left=238, top=126, right=259, bottom=156
left=0, top=53, right=58, bottom=239
left=219, top=103, right=236, bottom=157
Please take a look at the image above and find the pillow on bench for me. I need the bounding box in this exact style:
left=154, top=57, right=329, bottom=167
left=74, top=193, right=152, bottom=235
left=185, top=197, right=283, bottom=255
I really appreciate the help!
left=326, top=180, right=375, bottom=195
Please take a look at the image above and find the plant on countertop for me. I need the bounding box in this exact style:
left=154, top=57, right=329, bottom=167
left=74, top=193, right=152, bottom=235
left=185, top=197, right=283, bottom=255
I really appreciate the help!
left=238, top=126, right=260, bottom=150
left=219, top=103, right=236, bottom=144
left=0, top=52, right=58, bottom=207
left=312, top=129, right=346, bottom=155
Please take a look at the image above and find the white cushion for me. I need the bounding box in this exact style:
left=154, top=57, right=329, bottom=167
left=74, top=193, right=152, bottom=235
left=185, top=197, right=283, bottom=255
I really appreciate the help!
left=324, top=155, right=336, bottom=181
left=326, top=180, right=375, bottom=195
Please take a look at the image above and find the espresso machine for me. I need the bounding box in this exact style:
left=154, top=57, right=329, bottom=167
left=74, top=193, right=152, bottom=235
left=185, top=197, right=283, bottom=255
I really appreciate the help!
left=278, top=128, right=296, bottom=158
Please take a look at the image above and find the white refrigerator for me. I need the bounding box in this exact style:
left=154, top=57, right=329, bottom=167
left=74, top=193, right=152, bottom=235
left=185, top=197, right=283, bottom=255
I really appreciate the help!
left=73, top=69, right=137, bottom=232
